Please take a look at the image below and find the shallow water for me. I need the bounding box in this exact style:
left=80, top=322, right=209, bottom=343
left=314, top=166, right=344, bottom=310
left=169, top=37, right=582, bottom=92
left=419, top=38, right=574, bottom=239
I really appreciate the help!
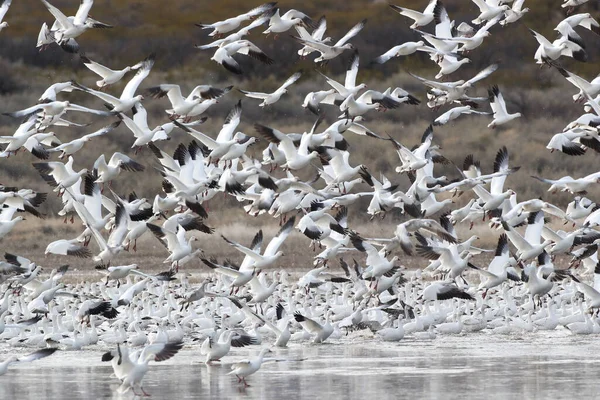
left=2, top=331, right=599, bottom=400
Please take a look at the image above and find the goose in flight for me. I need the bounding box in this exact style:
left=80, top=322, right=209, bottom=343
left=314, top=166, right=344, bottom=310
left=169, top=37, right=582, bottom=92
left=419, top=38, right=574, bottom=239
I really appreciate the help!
left=488, top=85, right=521, bottom=128
left=72, top=53, right=155, bottom=113
left=80, top=55, right=146, bottom=89
left=500, top=0, right=529, bottom=26
left=471, top=0, right=510, bottom=25
left=292, top=19, right=366, bottom=63
left=146, top=223, right=200, bottom=268
left=530, top=29, right=587, bottom=64
left=48, top=122, right=120, bottom=159
left=146, top=84, right=232, bottom=120
left=40, top=0, right=112, bottom=45
left=104, top=341, right=184, bottom=396
left=0, top=348, right=58, bottom=376
left=372, top=41, right=441, bottom=65
left=262, top=8, right=314, bottom=36
left=201, top=329, right=257, bottom=364
left=0, top=0, right=11, bottom=32
left=294, top=312, right=333, bottom=343
left=201, top=258, right=258, bottom=294
left=195, top=14, right=270, bottom=50
left=195, top=2, right=276, bottom=37
left=295, top=16, right=330, bottom=58
left=93, top=152, right=145, bottom=187
left=209, top=39, right=274, bottom=75
left=32, top=157, right=88, bottom=196
left=221, top=217, right=294, bottom=269
left=239, top=71, right=302, bottom=107
left=433, top=105, right=489, bottom=126
left=389, top=0, right=442, bottom=29
left=3, top=100, right=113, bottom=122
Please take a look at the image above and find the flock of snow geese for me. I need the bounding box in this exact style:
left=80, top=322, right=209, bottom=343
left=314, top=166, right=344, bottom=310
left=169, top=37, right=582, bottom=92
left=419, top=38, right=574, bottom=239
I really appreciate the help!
left=2, top=0, right=600, bottom=395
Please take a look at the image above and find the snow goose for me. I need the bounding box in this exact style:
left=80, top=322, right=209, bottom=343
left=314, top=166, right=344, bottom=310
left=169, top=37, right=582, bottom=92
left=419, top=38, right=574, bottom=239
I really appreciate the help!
left=93, top=152, right=145, bottom=187
left=530, top=29, right=587, bottom=64
left=253, top=123, right=320, bottom=170
left=446, top=16, right=500, bottom=53
left=201, top=258, right=258, bottom=294
left=500, top=0, right=529, bottom=26
left=0, top=207, right=25, bottom=240
left=434, top=54, right=471, bottom=79
left=294, top=311, right=333, bottom=343
left=72, top=53, right=155, bottom=112
left=417, top=242, right=475, bottom=281
left=562, top=0, right=590, bottom=12
left=433, top=105, right=489, bottom=126
left=555, top=13, right=600, bottom=44
left=302, top=89, right=336, bottom=115
left=410, top=63, right=498, bottom=108
left=488, top=85, right=521, bottom=128
left=566, top=196, right=596, bottom=222
left=147, top=224, right=200, bottom=268
left=471, top=0, right=510, bottom=24
left=501, top=216, right=552, bottom=262
left=523, top=263, right=554, bottom=305
left=40, top=0, right=112, bottom=45
left=339, top=90, right=401, bottom=119
left=3, top=100, right=112, bottom=121
left=546, top=128, right=591, bottom=156
left=292, top=19, right=365, bottom=63
left=209, top=39, right=274, bottom=75
left=532, top=171, right=600, bottom=195
left=388, top=0, right=441, bottom=29
left=196, top=14, right=269, bottom=51
left=114, top=341, right=184, bottom=396
left=319, top=51, right=366, bottom=106
left=263, top=8, right=314, bottom=36
left=80, top=55, right=145, bottom=89
left=228, top=348, right=281, bottom=387
left=394, top=218, right=457, bottom=256
left=420, top=281, right=474, bottom=301
left=117, top=103, right=172, bottom=150
left=0, top=348, right=57, bottom=376
left=0, top=0, right=11, bottom=32
left=552, top=64, right=600, bottom=103
left=195, top=2, right=276, bottom=37
left=240, top=71, right=301, bottom=107
left=201, top=330, right=257, bottom=363
left=222, top=218, right=293, bottom=269
left=146, top=84, right=232, bottom=120
left=373, top=41, right=442, bottom=65
left=349, top=233, right=399, bottom=280
left=295, top=16, right=330, bottom=57
left=78, top=201, right=128, bottom=267
left=48, top=122, right=119, bottom=159
left=101, top=264, right=139, bottom=286
left=32, top=156, right=87, bottom=196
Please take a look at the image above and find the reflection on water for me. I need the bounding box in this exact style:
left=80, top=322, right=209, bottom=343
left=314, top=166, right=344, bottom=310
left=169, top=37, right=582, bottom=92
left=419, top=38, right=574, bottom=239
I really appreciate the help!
left=1, top=333, right=599, bottom=399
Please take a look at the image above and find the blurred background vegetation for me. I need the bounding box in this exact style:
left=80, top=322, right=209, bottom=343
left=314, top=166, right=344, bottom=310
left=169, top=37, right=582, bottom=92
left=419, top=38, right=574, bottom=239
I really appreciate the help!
left=1, top=0, right=600, bottom=225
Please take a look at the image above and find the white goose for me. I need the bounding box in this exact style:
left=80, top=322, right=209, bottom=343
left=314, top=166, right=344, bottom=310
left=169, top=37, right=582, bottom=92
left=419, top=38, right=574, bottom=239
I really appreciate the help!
left=488, top=85, right=522, bottom=128
left=293, top=19, right=365, bottom=63
left=40, top=0, right=112, bottom=44
left=239, top=71, right=302, bottom=107
left=0, top=0, right=11, bottom=32
left=72, top=53, right=155, bottom=113
left=80, top=55, right=145, bottom=89
left=196, top=2, right=276, bottom=37
left=388, top=0, right=440, bottom=29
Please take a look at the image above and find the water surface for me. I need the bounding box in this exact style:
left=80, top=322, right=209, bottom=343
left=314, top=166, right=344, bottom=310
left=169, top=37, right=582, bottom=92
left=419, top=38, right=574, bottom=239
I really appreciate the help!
left=1, top=332, right=598, bottom=399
